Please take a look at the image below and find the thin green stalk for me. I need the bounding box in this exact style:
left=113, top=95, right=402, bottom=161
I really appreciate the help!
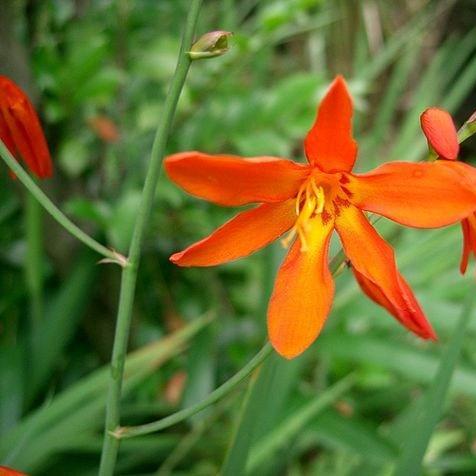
left=25, top=192, right=44, bottom=328
left=117, top=245, right=348, bottom=441
left=98, top=1, right=203, bottom=474
left=458, top=116, right=476, bottom=144
left=0, top=141, right=119, bottom=262
left=119, top=343, right=272, bottom=439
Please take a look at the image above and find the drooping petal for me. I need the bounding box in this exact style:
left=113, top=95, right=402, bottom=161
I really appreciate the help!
left=420, top=107, right=459, bottom=160
left=352, top=268, right=435, bottom=338
left=304, top=76, right=357, bottom=173
left=268, top=217, right=335, bottom=359
left=336, top=206, right=436, bottom=339
left=348, top=161, right=476, bottom=228
left=460, top=213, right=476, bottom=274
left=0, top=76, right=52, bottom=178
left=171, top=199, right=296, bottom=266
left=435, top=159, right=476, bottom=189
left=164, top=152, right=309, bottom=206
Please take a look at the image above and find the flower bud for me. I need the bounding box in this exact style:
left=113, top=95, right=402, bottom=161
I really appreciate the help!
left=189, top=31, right=232, bottom=60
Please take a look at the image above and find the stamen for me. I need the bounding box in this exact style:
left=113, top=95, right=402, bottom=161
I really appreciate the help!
left=295, top=185, right=305, bottom=215
left=282, top=177, right=327, bottom=252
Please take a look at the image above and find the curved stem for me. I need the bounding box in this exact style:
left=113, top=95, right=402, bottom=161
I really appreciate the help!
left=118, top=343, right=273, bottom=439
left=98, top=1, right=203, bottom=474
left=0, top=141, right=119, bottom=262
left=112, top=247, right=349, bottom=441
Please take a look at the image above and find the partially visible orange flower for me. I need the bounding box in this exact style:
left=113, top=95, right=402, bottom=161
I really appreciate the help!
left=0, top=466, right=27, bottom=476
left=0, top=75, right=52, bottom=178
left=164, top=371, right=187, bottom=405
left=165, top=77, right=476, bottom=358
left=87, top=115, right=120, bottom=143
left=421, top=107, right=476, bottom=274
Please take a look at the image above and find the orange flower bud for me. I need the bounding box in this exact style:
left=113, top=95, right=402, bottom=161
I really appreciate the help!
left=0, top=75, right=52, bottom=178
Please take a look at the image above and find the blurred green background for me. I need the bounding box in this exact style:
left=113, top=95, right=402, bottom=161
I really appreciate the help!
left=1, top=0, right=476, bottom=474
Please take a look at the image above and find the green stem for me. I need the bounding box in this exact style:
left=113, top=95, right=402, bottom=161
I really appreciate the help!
left=118, top=343, right=273, bottom=439
left=98, top=1, right=203, bottom=474
left=457, top=118, right=476, bottom=144
left=25, top=192, right=44, bottom=328
left=0, top=141, right=118, bottom=262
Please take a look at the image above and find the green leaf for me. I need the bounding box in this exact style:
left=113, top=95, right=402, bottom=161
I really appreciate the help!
left=0, top=316, right=212, bottom=471
left=247, top=376, right=355, bottom=473
left=221, top=351, right=317, bottom=475
left=393, top=296, right=475, bottom=476
left=27, top=251, right=98, bottom=404
left=307, top=409, right=397, bottom=464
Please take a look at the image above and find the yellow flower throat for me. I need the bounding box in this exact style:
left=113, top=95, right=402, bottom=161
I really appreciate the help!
left=282, top=177, right=326, bottom=251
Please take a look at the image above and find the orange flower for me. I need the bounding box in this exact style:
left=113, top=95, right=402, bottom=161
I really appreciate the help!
left=165, top=77, right=476, bottom=358
left=421, top=107, right=476, bottom=274
left=0, top=75, right=52, bottom=178
left=0, top=466, right=26, bottom=476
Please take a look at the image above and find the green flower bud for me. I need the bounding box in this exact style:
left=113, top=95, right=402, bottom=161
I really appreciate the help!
left=189, top=31, right=232, bottom=60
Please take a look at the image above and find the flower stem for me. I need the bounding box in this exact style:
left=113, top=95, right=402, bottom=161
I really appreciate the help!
left=98, top=1, right=203, bottom=474
left=0, top=140, right=119, bottom=262
left=117, top=343, right=273, bottom=439
left=111, top=248, right=349, bottom=441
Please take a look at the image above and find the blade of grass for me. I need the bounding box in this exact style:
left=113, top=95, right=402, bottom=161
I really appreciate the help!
left=27, top=251, right=98, bottom=405
left=362, top=46, right=419, bottom=163
left=393, top=295, right=475, bottom=476
left=357, top=1, right=447, bottom=82
left=220, top=351, right=308, bottom=476
left=0, top=315, right=212, bottom=466
left=246, top=375, right=355, bottom=474
left=307, top=409, right=398, bottom=465
left=24, top=193, right=44, bottom=330
left=316, top=333, right=476, bottom=396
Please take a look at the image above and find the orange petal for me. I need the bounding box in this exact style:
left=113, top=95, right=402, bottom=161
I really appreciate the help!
left=460, top=213, right=476, bottom=274
left=436, top=159, right=476, bottom=189
left=164, top=152, right=309, bottom=206
left=336, top=206, right=436, bottom=339
left=420, top=107, right=459, bottom=160
left=304, top=76, right=357, bottom=173
left=171, top=199, right=296, bottom=266
left=268, top=217, right=335, bottom=359
left=0, top=76, right=52, bottom=178
left=0, top=108, right=16, bottom=156
left=348, top=161, right=476, bottom=228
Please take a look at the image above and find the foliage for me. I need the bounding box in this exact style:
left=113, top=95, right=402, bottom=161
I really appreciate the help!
left=0, top=0, right=476, bottom=474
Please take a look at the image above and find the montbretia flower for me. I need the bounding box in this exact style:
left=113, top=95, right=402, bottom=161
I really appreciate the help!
left=0, top=75, right=52, bottom=178
left=165, top=76, right=476, bottom=358
left=0, top=466, right=26, bottom=476
left=421, top=107, right=476, bottom=274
